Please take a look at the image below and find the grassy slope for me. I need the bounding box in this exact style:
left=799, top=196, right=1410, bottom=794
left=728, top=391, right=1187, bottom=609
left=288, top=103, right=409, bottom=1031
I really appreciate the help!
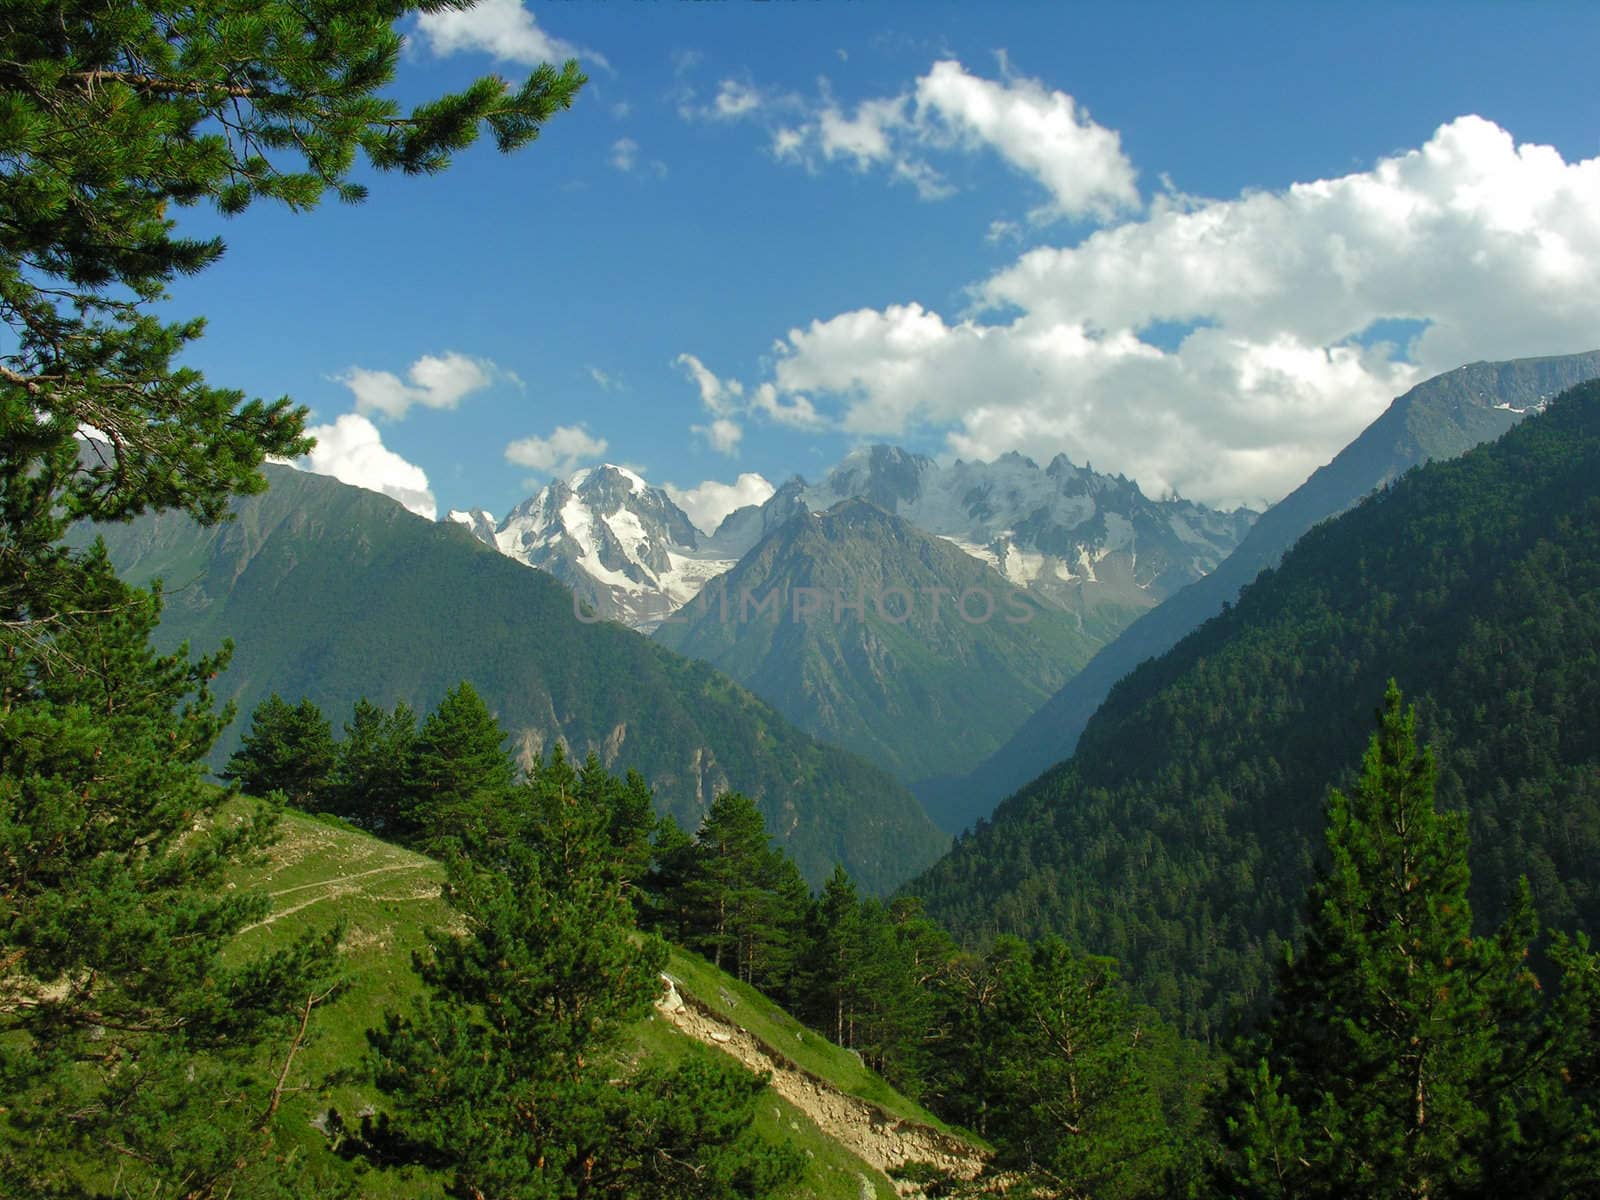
left=226, top=804, right=945, bottom=1199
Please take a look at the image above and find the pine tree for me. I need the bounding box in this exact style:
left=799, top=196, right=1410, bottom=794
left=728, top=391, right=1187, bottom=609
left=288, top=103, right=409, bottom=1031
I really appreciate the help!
left=677, top=792, right=808, bottom=990
left=3, top=7, right=586, bottom=1190
left=680, top=792, right=774, bottom=975
left=0, top=548, right=341, bottom=1195
left=357, top=779, right=801, bottom=1198
left=2, top=5, right=585, bottom=616
left=402, top=681, right=517, bottom=852
left=801, top=866, right=870, bottom=1046
left=982, top=936, right=1179, bottom=1200
left=327, top=697, right=417, bottom=835
left=1220, top=682, right=1574, bottom=1199
left=224, top=693, right=337, bottom=806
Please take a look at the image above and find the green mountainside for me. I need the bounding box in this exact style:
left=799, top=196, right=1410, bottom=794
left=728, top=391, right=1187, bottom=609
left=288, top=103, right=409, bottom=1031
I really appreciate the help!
left=75, top=466, right=947, bottom=893
left=655, top=499, right=1129, bottom=784
left=923, top=350, right=1600, bottom=832
left=912, top=379, right=1600, bottom=1036
left=227, top=806, right=975, bottom=1200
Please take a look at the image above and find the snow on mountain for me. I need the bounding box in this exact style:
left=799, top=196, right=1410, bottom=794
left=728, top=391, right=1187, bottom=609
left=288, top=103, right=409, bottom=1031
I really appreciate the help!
left=440, top=448, right=1255, bottom=632
left=483, top=465, right=737, bottom=631
left=445, top=508, right=498, bottom=546
left=793, top=445, right=1258, bottom=612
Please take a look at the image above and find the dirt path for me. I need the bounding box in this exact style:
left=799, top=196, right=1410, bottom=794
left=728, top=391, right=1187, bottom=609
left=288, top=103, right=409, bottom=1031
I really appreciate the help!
left=655, top=975, right=990, bottom=1197
left=237, top=863, right=437, bottom=934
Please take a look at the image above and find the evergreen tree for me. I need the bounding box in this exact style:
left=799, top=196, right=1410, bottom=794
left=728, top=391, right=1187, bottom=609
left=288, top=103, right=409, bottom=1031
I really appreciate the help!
left=357, top=783, right=800, bottom=1198
left=224, top=692, right=337, bottom=806
left=982, top=936, right=1181, bottom=1200
left=2, top=4, right=585, bottom=1191
left=643, top=811, right=698, bottom=941
left=802, top=866, right=870, bottom=1046
left=586, top=758, right=659, bottom=896
left=676, top=792, right=809, bottom=990
left=327, top=697, right=417, bottom=834
left=402, top=681, right=517, bottom=852
left=1220, top=683, right=1587, bottom=1199
left=1, top=5, right=585, bottom=621
left=0, top=548, right=341, bottom=1196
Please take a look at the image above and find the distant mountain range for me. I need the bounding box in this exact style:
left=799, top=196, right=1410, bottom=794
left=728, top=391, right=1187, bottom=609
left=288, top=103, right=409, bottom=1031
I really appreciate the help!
left=73, top=466, right=949, bottom=893
left=795, top=445, right=1257, bottom=615
left=437, top=446, right=1257, bottom=784
left=445, top=448, right=1257, bottom=637
left=918, top=349, right=1600, bottom=833
left=655, top=498, right=1121, bottom=783
left=913, top=375, right=1600, bottom=1035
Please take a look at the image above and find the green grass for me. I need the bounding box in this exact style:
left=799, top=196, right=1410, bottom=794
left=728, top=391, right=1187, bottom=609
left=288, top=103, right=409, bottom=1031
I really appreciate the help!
left=223, top=803, right=941, bottom=1198
left=662, top=947, right=971, bottom=1141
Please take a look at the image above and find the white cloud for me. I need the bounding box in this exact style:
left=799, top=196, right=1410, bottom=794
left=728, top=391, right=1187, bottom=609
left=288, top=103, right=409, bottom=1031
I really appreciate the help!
left=589, top=366, right=620, bottom=390
left=666, top=473, right=776, bottom=533
left=750, top=382, right=824, bottom=429
left=675, top=354, right=824, bottom=450
left=914, top=60, right=1138, bottom=221
left=693, top=417, right=743, bottom=456
left=609, top=137, right=666, bottom=177
left=416, top=0, right=607, bottom=69
left=338, top=352, right=507, bottom=421
left=611, top=100, right=632, bottom=119
left=674, top=353, right=744, bottom=416
left=986, top=218, right=1023, bottom=243
left=755, top=116, right=1600, bottom=508
left=673, top=350, right=828, bottom=455
left=504, top=424, right=609, bottom=475
left=679, top=77, right=794, bottom=124
left=300, top=413, right=436, bottom=520
left=763, top=60, right=1134, bottom=216
left=714, top=79, right=763, bottom=119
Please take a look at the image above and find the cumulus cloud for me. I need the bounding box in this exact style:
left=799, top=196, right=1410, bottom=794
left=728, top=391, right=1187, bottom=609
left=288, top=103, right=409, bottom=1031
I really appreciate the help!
left=757, top=116, right=1600, bottom=508
left=505, top=424, right=609, bottom=475
left=416, top=0, right=607, bottom=69
left=914, top=60, right=1138, bottom=220
left=666, top=473, right=776, bottom=533
left=693, top=417, right=743, bottom=456
left=300, top=414, right=437, bottom=520
left=750, top=381, right=823, bottom=429
left=767, top=60, right=1134, bottom=217
left=674, top=354, right=825, bottom=453
left=338, top=352, right=508, bottom=421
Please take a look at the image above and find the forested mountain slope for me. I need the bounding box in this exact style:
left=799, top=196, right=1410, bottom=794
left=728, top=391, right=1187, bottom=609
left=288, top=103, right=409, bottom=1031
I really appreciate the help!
left=924, top=350, right=1600, bottom=832
left=912, top=379, right=1600, bottom=1036
left=75, top=466, right=948, bottom=892
left=656, top=499, right=1119, bottom=783
left=230, top=807, right=979, bottom=1200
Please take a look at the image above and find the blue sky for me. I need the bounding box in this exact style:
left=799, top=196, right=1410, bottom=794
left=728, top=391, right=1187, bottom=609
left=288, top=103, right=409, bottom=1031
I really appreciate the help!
left=164, top=1, right=1600, bottom=531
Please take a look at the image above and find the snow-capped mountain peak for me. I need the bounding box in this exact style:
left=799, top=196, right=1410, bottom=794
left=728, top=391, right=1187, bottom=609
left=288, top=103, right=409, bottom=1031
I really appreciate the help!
left=796, top=444, right=1256, bottom=609
left=445, top=508, right=497, bottom=546
left=440, top=450, right=1255, bottom=632
left=484, top=465, right=734, bottom=630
